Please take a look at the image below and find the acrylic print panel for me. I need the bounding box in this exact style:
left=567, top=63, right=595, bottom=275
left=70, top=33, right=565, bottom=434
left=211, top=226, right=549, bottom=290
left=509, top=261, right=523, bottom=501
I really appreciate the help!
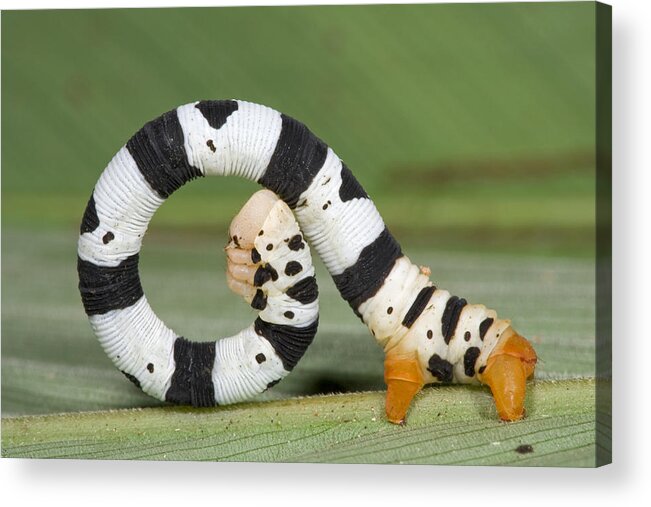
left=1, top=1, right=611, bottom=467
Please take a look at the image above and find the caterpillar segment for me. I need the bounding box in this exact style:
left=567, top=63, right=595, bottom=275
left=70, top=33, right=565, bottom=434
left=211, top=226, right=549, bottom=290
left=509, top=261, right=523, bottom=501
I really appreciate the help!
left=77, top=99, right=536, bottom=421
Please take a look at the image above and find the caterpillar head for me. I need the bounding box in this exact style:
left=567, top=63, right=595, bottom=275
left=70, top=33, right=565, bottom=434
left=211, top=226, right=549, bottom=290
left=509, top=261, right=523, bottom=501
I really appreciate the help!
left=225, top=189, right=280, bottom=301
left=227, top=189, right=280, bottom=250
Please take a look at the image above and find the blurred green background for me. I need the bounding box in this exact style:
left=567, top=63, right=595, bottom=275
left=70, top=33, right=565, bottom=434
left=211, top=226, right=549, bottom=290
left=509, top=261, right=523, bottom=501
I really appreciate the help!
left=2, top=3, right=595, bottom=256
left=1, top=2, right=601, bottom=464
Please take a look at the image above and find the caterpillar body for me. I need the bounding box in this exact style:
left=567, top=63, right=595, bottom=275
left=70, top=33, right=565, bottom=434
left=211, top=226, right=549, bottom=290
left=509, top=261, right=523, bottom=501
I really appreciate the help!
left=77, top=99, right=537, bottom=423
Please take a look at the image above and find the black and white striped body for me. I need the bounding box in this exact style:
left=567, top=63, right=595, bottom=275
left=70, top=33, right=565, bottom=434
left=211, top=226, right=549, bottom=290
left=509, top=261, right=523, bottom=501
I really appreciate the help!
left=78, top=99, right=505, bottom=406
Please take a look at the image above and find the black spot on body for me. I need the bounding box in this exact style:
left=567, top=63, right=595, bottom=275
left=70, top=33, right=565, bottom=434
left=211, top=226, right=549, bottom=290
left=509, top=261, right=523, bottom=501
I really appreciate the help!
left=147, top=363, right=154, bottom=373
left=515, top=444, right=534, bottom=454
left=258, top=230, right=264, bottom=236
left=322, top=200, right=331, bottom=210
left=402, top=285, right=436, bottom=328
left=284, top=261, right=303, bottom=276
left=387, top=306, right=393, bottom=314
left=286, top=276, right=318, bottom=304
left=255, top=353, right=266, bottom=364
left=441, top=296, right=467, bottom=344
left=284, top=311, right=295, bottom=319
left=254, top=264, right=279, bottom=286
left=427, top=330, right=433, bottom=339
left=464, top=331, right=471, bottom=341
left=287, top=234, right=305, bottom=251
left=478, top=365, right=486, bottom=374
left=195, top=100, right=239, bottom=130
left=427, top=354, right=453, bottom=383
left=253, top=267, right=271, bottom=287
left=251, top=289, right=268, bottom=310
left=251, top=248, right=261, bottom=264
left=267, top=379, right=281, bottom=389
left=339, top=163, right=369, bottom=202
left=206, top=139, right=216, bottom=152
left=80, top=194, right=100, bottom=234
left=232, top=235, right=240, bottom=247
left=102, top=231, right=115, bottom=244
left=479, top=318, right=494, bottom=340
left=463, top=347, right=481, bottom=377
left=266, top=243, right=273, bottom=251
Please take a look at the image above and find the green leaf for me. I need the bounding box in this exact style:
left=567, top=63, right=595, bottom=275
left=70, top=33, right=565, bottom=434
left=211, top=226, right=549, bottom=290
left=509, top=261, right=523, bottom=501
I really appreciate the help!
left=2, top=379, right=603, bottom=466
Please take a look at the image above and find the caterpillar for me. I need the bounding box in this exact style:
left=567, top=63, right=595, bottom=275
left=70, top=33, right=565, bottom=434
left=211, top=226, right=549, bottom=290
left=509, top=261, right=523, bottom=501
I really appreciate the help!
left=77, top=99, right=537, bottom=423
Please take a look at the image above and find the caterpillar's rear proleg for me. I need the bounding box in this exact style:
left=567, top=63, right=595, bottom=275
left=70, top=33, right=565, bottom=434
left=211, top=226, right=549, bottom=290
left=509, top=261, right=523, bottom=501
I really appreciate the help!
left=384, top=351, right=425, bottom=425
left=479, top=330, right=537, bottom=421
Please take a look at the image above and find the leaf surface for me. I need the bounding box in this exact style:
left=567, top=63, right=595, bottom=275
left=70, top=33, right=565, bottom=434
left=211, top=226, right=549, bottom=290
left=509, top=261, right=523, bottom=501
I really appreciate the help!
left=2, top=379, right=603, bottom=466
